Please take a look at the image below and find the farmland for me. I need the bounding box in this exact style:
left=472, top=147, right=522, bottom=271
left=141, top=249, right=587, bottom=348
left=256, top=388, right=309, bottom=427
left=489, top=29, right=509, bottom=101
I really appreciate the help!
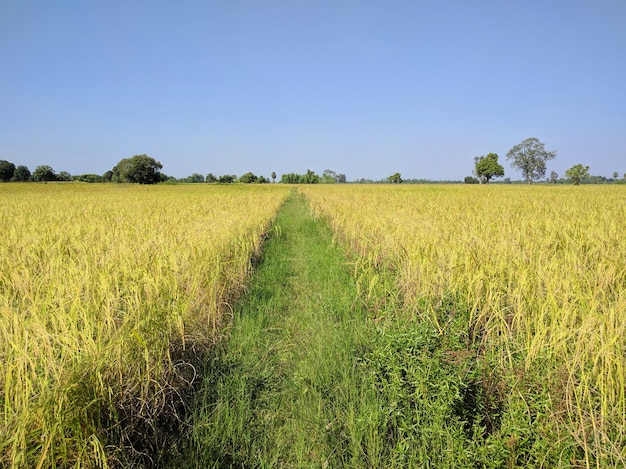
left=301, top=184, right=626, bottom=466
left=0, top=183, right=290, bottom=467
left=1, top=183, right=625, bottom=467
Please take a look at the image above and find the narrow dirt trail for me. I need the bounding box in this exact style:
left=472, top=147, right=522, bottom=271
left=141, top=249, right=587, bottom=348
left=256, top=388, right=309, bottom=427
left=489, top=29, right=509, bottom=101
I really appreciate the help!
left=178, top=190, right=381, bottom=467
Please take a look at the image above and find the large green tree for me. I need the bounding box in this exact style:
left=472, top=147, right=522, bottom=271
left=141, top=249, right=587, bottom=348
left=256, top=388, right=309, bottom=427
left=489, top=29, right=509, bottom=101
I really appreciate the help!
left=33, top=165, right=56, bottom=182
left=0, top=160, right=16, bottom=182
left=474, top=153, right=504, bottom=183
left=565, top=164, right=590, bottom=185
left=12, top=165, right=31, bottom=181
left=238, top=172, right=258, bottom=183
left=506, top=138, right=556, bottom=184
left=112, top=155, right=163, bottom=184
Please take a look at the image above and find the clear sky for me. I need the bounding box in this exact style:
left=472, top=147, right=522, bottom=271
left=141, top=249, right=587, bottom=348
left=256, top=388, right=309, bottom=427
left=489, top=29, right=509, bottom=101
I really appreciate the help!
left=1, top=0, right=625, bottom=181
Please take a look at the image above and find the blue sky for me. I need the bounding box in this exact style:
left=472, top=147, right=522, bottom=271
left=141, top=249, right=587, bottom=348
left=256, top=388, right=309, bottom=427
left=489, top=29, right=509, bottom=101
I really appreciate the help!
left=1, top=0, right=625, bottom=181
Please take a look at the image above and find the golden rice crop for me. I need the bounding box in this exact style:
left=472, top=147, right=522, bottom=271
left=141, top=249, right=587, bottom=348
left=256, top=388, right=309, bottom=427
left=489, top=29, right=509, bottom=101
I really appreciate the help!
left=0, top=183, right=289, bottom=468
left=301, top=183, right=626, bottom=466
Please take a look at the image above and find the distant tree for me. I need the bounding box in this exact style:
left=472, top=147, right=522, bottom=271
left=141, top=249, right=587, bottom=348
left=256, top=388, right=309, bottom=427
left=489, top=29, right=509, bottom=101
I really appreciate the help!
left=75, top=174, right=102, bottom=183
left=322, top=169, right=338, bottom=184
left=588, top=174, right=609, bottom=184
left=464, top=176, right=479, bottom=184
left=160, top=174, right=177, bottom=183
left=388, top=172, right=402, bottom=184
left=0, top=160, right=16, bottom=182
left=239, top=172, right=258, bottom=183
left=206, top=173, right=217, bottom=183
left=549, top=170, right=559, bottom=184
left=33, top=165, right=56, bottom=183
left=337, top=173, right=347, bottom=183
left=302, top=169, right=320, bottom=183
left=565, top=164, right=590, bottom=185
left=280, top=170, right=320, bottom=183
left=57, top=171, right=72, bottom=181
left=506, top=138, right=556, bottom=184
left=271, top=171, right=276, bottom=183
left=102, top=170, right=113, bottom=182
left=474, top=153, right=504, bottom=183
left=112, top=155, right=162, bottom=184
left=186, top=173, right=205, bottom=183
left=218, top=174, right=237, bottom=183
left=281, top=173, right=299, bottom=183
left=613, top=171, right=619, bottom=180
left=11, top=165, right=31, bottom=182
left=257, top=175, right=268, bottom=183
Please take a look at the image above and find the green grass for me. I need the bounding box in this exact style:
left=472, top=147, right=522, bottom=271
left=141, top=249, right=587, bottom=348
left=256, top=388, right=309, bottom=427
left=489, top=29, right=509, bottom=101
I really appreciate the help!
left=177, top=191, right=382, bottom=467
left=173, top=190, right=579, bottom=468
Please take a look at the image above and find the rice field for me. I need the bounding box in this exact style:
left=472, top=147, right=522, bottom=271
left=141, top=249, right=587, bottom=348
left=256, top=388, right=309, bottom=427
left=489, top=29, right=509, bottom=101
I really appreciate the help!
left=301, top=184, right=626, bottom=466
left=2, top=182, right=625, bottom=467
left=0, top=183, right=290, bottom=468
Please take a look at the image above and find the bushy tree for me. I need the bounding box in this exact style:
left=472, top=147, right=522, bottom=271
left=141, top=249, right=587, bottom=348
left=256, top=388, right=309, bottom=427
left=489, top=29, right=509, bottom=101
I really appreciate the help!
left=238, top=172, right=258, bottom=183
left=565, top=164, right=590, bottom=185
left=474, top=153, right=504, bottom=183
left=281, top=170, right=320, bottom=184
left=302, top=169, right=320, bottom=183
left=186, top=173, right=205, bottom=183
left=12, top=165, right=31, bottom=182
left=388, top=172, right=402, bottom=184
left=322, top=169, right=338, bottom=184
left=206, top=173, right=217, bottom=183
left=281, top=173, right=299, bottom=183
left=549, top=170, right=559, bottom=183
left=0, top=160, right=16, bottom=182
left=218, top=174, right=236, bottom=183
left=506, top=138, right=556, bottom=184
left=57, top=171, right=72, bottom=181
left=112, top=155, right=162, bottom=184
left=271, top=171, right=276, bottom=183
left=464, top=176, right=479, bottom=184
left=75, top=174, right=102, bottom=183
left=33, top=165, right=56, bottom=182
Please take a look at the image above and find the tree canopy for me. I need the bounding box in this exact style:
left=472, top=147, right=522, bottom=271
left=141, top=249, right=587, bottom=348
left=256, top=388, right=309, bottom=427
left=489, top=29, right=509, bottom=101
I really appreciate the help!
left=12, top=165, right=31, bottom=182
left=506, top=138, right=556, bottom=184
left=474, top=153, right=504, bottom=183
left=33, top=165, right=56, bottom=182
left=112, top=155, right=163, bottom=184
left=238, top=172, right=258, bottom=183
left=388, top=172, right=402, bottom=184
left=281, top=170, right=320, bottom=184
left=565, top=164, right=590, bottom=185
left=0, top=160, right=16, bottom=182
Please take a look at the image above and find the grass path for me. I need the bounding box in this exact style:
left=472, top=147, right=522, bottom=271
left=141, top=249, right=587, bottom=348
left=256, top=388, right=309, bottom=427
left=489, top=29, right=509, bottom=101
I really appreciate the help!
left=178, top=190, right=382, bottom=467
left=174, top=190, right=512, bottom=468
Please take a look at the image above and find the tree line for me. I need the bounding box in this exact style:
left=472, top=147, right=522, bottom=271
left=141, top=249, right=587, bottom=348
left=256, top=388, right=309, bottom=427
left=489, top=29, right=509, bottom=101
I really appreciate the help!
left=0, top=156, right=348, bottom=185
left=2, top=139, right=624, bottom=185
left=467, top=137, right=624, bottom=185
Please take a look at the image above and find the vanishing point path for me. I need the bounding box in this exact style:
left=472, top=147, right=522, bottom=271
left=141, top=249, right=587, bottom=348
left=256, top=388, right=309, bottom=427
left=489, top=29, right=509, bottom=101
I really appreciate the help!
left=178, top=190, right=382, bottom=468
